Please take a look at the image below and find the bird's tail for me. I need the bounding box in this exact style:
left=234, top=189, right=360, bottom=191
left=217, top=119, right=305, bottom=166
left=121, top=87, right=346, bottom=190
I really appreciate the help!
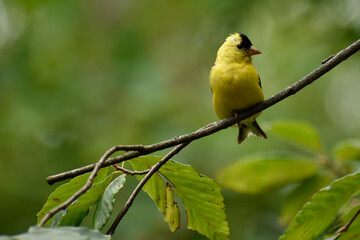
left=237, top=120, right=267, bottom=144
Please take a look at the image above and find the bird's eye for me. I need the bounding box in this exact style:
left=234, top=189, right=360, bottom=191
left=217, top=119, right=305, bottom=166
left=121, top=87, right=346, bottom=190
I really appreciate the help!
left=236, top=43, right=243, bottom=50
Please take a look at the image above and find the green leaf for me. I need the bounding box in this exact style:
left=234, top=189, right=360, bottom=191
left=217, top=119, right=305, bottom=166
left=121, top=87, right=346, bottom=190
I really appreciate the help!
left=337, top=214, right=360, bottom=240
left=339, top=203, right=360, bottom=224
left=279, top=174, right=334, bottom=225
left=279, top=172, right=360, bottom=240
left=37, top=168, right=116, bottom=226
left=216, top=156, right=318, bottom=194
left=269, top=120, right=323, bottom=152
left=130, top=156, right=230, bottom=240
left=333, top=139, right=360, bottom=161
left=1, top=226, right=110, bottom=240
left=130, top=161, right=166, bottom=213
left=93, top=174, right=126, bottom=230
left=58, top=172, right=118, bottom=226
left=160, top=161, right=229, bottom=239
left=130, top=160, right=180, bottom=232
left=164, top=183, right=181, bottom=232
left=325, top=203, right=360, bottom=240
left=324, top=233, right=341, bottom=240
left=37, top=168, right=108, bottom=226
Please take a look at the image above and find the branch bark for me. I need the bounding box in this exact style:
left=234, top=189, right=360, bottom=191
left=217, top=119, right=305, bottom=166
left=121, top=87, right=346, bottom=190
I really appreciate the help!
left=46, top=38, right=360, bottom=185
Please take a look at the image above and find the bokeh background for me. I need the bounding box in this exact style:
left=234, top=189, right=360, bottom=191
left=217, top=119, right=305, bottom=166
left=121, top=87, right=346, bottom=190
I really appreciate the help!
left=0, top=0, right=359, bottom=239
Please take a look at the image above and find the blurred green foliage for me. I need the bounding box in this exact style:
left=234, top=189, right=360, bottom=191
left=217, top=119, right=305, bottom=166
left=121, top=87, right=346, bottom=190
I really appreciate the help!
left=0, top=0, right=359, bottom=239
left=217, top=120, right=360, bottom=235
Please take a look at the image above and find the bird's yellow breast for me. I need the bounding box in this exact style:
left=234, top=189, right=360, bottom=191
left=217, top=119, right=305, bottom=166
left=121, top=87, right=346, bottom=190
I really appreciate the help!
left=210, top=62, right=264, bottom=119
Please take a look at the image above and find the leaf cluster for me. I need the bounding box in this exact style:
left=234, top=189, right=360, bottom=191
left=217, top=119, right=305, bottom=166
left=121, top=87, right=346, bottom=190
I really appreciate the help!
left=31, top=156, right=230, bottom=239
left=216, top=120, right=360, bottom=239
left=3, top=121, right=360, bottom=240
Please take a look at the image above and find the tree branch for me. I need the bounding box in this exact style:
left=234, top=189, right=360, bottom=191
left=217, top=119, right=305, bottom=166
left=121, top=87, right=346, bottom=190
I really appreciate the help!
left=37, top=145, right=121, bottom=227
left=46, top=38, right=360, bottom=185
left=106, top=142, right=189, bottom=235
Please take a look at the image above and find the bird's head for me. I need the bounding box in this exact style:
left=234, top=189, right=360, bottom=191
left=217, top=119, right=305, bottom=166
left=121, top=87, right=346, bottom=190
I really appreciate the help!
left=215, top=33, right=261, bottom=64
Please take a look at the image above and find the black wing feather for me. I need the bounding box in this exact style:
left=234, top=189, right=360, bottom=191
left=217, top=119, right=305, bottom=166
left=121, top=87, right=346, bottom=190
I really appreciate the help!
left=258, top=75, right=262, bottom=89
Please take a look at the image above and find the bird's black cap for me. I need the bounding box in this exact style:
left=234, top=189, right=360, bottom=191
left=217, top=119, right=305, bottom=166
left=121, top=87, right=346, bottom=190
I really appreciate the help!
left=238, top=33, right=253, bottom=49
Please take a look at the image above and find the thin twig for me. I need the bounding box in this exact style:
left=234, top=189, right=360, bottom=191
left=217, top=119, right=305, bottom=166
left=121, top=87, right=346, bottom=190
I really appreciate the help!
left=336, top=207, right=360, bottom=234
left=45, top=38, right=360, bottom=185
left=113, top=165, right=150, bottom=175
left=37, top=145, right=120, bottom=227
left=106, top=142, right=189, bottom=236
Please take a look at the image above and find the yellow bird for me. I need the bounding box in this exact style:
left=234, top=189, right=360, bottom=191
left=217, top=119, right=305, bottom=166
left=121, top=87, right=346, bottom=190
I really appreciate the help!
left=210, top=33, right=267, bottom=144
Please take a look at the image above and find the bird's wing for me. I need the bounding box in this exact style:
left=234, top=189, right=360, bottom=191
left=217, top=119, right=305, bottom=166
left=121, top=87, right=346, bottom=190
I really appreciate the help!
left=258, top=75, right=262, bottom=89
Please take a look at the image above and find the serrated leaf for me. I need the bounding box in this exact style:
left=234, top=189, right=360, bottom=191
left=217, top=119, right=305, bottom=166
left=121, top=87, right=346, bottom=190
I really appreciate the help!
left=333, top=139, right=360, bottom=161
left=279, top=174, right=334, bottom=225
left=3, top=226, right=110, bottom=240
left=160, top=161, right=229, bottom=239
left=94, top=174, right=126, bottom=230
left=164, top=183, right=181, bottom=232
left=37, top=168, right=116, bottom=226
left=216, top=156, right=318, bottom=194
left=269, top=121, right=323, bottom=152
left=130, top=156, right=230, bottom=240
left=279, top=172, right=360, bottom=240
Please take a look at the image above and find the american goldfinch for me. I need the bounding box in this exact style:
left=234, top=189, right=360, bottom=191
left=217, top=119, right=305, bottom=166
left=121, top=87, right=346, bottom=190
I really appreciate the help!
left=210, top=33, right=267, bottom=144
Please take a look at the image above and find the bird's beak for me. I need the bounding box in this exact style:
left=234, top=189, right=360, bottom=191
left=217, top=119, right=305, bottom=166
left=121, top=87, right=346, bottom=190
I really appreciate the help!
left=248, top=46, right=262, bottom=55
